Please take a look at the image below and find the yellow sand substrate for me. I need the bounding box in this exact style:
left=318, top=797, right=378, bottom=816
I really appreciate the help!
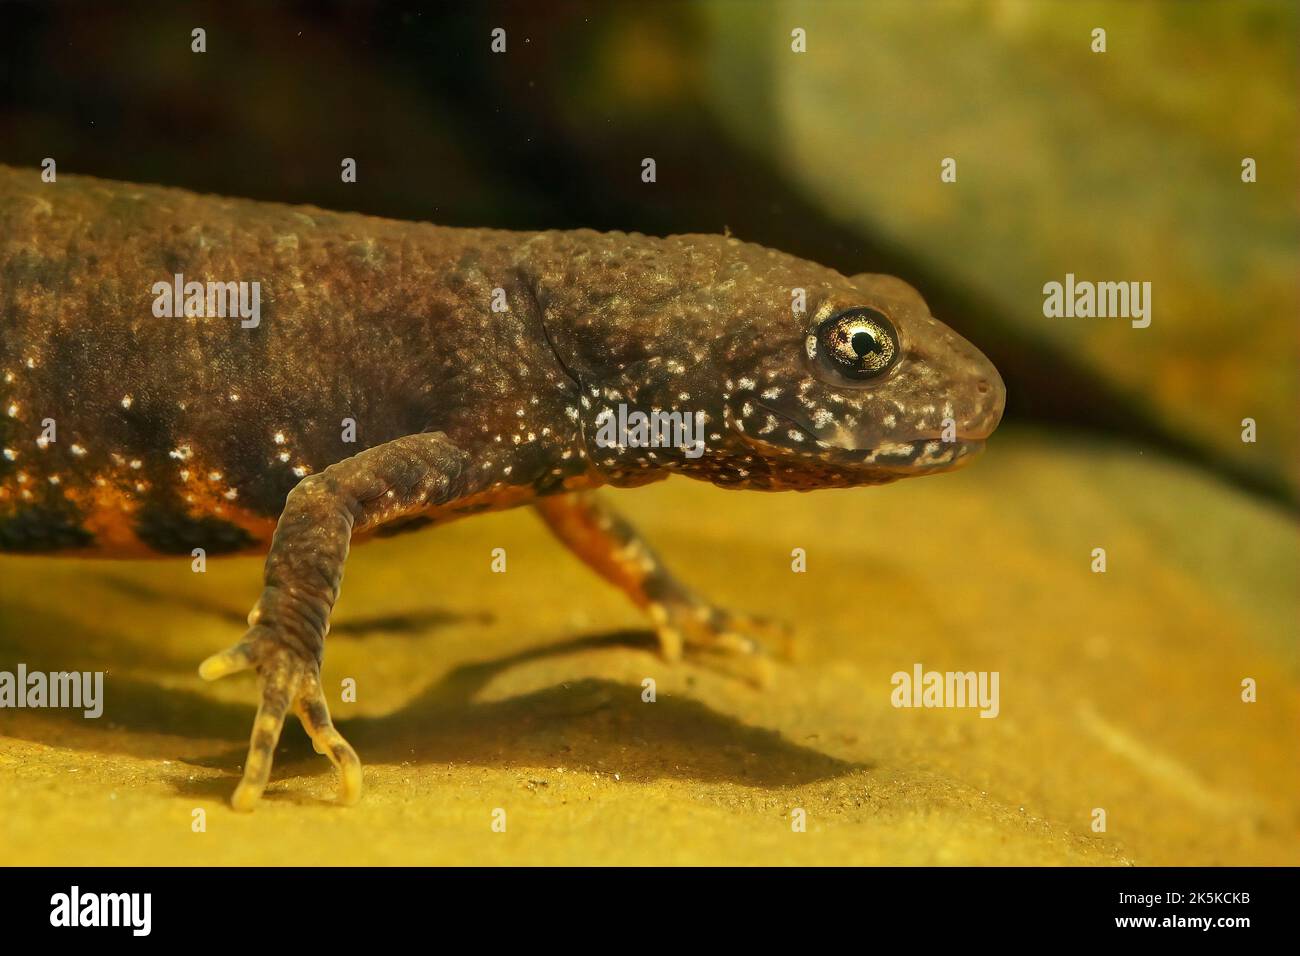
left=1, top=428, right=1296, bottom=865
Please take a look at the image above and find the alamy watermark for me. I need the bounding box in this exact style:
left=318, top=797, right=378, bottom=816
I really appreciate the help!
left=1042, top=273, right=1151, bottom=328
left=594, top=404, right=705, bottom=459
left=152, top=273, right=261, bottom=328
left=891, top=662, right=999, bottom=718
left=0, top=664, right=103, bottom=718
left=50, top=886, right=150, bottom=936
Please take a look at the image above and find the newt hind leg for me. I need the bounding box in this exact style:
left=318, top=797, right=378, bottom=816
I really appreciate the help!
left=533, top=490, right=791, bottom=686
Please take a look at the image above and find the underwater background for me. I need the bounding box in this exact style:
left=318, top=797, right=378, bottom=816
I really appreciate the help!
left=0, top=0, right=1296, bottom=864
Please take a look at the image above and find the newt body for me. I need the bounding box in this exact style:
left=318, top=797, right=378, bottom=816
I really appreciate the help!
left=0, top=166, right=1004, bottom=808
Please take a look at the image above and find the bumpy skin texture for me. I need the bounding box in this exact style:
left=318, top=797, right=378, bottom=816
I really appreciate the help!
left=0, top=166, right=1004, bottom=808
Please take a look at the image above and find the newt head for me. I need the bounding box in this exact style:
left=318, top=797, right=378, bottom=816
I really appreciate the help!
left=549, top=235, right=1003, bottom=492
left=713, top=271, right=1005, bottom=490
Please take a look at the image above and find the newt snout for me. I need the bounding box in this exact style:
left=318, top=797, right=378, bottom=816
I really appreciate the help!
left=927, top=318, right=1006, bottom=439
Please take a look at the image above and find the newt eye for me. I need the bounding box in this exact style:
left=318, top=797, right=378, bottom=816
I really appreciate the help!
left=813, top=308, right=899, bottom=380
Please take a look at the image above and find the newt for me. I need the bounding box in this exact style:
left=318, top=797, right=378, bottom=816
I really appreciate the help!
left=0, top=165, right=1005, bottom=810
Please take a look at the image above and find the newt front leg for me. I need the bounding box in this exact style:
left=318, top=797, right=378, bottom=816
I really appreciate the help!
left=200, top=431, right=472, bottom=811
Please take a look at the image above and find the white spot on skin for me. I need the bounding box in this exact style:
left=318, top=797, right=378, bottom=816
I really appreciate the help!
left=1, top=448, right=14, bottom=461
left=120, top=395, right=133, bottom=409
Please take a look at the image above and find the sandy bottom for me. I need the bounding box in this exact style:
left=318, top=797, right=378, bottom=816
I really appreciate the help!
left=1, top=427, right=1296, bottom=866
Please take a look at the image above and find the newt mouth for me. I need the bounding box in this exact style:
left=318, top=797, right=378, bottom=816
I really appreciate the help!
left=735, top=402, right=984, bottom=474
left=865, top=436, right=984, bottom=471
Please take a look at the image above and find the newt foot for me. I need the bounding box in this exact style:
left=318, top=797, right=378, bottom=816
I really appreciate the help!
left=649, top=598, right=794, bottom=688
left=199, top=624, right=362, bottom=811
